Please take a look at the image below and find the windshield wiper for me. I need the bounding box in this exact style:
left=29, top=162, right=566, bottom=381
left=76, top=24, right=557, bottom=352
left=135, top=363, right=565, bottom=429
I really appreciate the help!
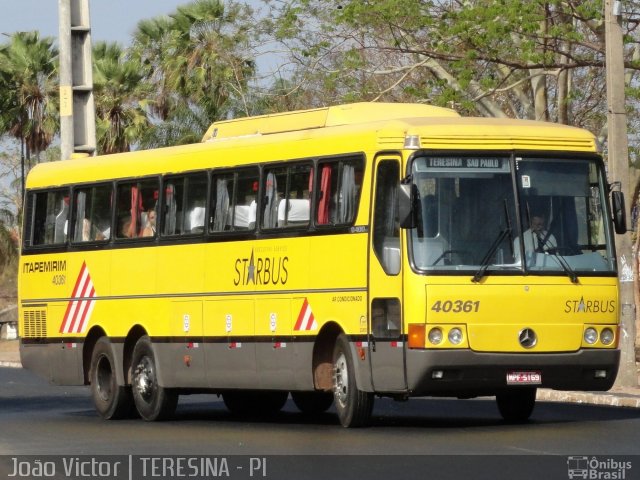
left=536, top=238, right=579, bottom=284
left=472, top=228, right=511, bottom=283
left=472, top=199, right=513, bottom=283
left=550, top=251, right=579, bottom=283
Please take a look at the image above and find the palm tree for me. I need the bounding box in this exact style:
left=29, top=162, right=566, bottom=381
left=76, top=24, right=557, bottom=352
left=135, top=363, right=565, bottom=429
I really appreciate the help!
left=132, top=0, right=256, bottom=147
left=131, top=16, right=176, bottom=122
left=0, top=32, right=59, bottom=201
left=0, top=208, right=18, bottom=275
left=92, top=41, right=151, bottom=154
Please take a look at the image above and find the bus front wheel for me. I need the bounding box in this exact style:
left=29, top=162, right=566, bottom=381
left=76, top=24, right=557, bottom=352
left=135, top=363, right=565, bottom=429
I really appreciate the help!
left=131, top=336, right=178, bottom=421
left=89, top=337, right=134, bottom=420
left=332, top=334, right=373, bottom=427
left=496, top=388, right=537, bottom=422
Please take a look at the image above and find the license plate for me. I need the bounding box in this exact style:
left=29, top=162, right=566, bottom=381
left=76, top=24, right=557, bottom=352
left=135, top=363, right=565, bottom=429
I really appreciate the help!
left=506, top=371, right=542, bottom=385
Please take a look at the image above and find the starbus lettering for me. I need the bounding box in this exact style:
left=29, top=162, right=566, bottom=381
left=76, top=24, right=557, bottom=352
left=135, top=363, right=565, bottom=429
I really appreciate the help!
left=234, top=249, right=289, bottom=286
left=22, top=260, right=67, bottom=274
left=564, top=297, right=616, bottom=314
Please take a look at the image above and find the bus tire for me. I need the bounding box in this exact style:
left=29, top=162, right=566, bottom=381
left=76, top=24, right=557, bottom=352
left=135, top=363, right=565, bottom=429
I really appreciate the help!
left=131, top=336, right=178, bottom=421
left=332, top=333, right=373, bottom=427
left=496, top=388, right=537, bottom=423
left=90, top=337, right=134, bottom=420
left=223, top=391, right=288, bottom=416
left=291, top=391, right=334, bottom=415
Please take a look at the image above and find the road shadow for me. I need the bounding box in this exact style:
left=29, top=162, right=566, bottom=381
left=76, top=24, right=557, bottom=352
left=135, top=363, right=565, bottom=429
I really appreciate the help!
left=157, top=396, right=640, bottom=429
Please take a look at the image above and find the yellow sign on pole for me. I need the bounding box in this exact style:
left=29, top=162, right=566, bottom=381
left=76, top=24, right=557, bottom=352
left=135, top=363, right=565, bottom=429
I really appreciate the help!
left=59, top=85, right=73, bottom=117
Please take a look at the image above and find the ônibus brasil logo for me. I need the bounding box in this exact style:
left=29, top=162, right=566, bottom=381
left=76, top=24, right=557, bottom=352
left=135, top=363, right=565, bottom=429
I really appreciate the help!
left=567, top=456, right=632, bottom=480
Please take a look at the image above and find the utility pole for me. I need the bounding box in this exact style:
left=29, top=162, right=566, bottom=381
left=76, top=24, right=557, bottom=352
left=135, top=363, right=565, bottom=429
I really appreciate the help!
left=58, top=0, right=96, bottom=160
left=605, top=0, right=638, bottom=387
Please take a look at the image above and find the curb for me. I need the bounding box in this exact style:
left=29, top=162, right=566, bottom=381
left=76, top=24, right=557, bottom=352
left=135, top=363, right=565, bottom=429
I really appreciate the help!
left=0, top=361, right=21, bottom=369
left=537, top=389, right=640, bottom=409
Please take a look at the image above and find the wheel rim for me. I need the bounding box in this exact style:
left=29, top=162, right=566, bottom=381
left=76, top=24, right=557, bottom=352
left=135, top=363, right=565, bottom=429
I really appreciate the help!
left=134, top=356, right=155, bottom=402
left=333, top=352, right=349, bottom=407
left=95, top=354, right=113, bottom=402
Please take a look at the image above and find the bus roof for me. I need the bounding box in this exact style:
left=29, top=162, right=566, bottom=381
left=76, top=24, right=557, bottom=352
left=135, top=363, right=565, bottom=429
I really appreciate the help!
left=26, top=103, right=598, bottom=189
left=200, top=102, right=460, bottom=142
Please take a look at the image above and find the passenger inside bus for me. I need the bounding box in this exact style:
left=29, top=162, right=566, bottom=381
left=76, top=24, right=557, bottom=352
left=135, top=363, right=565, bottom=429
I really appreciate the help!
left=141, top=209, right=157, bottom=237
left=118, top=216, right=133, bottom=238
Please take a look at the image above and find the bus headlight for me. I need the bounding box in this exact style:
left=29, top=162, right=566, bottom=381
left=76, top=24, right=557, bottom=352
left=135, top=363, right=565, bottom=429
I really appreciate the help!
left=428, top=327, right=443, bottom=345
left=584, top=327, right=598, bottom=345
left=600, top=328, right=615, bottom=346
left=448, top=328, right=463, bottom=345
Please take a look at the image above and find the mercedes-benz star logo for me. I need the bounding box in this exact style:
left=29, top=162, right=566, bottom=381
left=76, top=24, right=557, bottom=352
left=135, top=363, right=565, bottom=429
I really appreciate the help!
left=518, top=328, right=537, bottom=348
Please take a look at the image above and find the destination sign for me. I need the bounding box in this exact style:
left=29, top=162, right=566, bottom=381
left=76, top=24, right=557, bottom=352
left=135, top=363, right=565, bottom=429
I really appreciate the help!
left=414, top=156, right=509, bottom=173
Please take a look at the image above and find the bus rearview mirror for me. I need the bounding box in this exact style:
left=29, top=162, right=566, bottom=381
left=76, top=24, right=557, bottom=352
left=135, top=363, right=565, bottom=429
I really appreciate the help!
left=611, top=190, right=627, bottom=234
left=398, top=183, right=415, bottom=229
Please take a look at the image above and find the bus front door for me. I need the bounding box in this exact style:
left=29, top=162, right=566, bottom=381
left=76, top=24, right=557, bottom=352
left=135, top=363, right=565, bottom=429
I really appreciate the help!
left=368, top=156, right=407, bottom=392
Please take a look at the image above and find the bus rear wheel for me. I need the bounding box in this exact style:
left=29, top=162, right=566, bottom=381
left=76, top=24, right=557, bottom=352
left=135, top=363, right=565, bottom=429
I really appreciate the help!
left=332, top=333, right=373, bottom=427
left=291, top=391, right=334, bottom=415
left=496, top=388, right=537, bottom=422
left=89, top=337, right=134, bottom=420
left=131, top=336, right=178, bottom=421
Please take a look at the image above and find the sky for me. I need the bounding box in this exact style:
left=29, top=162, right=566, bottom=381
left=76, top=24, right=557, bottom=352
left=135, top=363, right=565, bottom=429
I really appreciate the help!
left=0, top=0, right=280, bottom=80
left=0, top=0, right=262, bottom=45
left=0, top=0, right=274, bottom=200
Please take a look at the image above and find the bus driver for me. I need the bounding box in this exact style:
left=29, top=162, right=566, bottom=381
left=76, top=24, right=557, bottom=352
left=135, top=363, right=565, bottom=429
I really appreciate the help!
left=514, top=213, right=557, bottom=261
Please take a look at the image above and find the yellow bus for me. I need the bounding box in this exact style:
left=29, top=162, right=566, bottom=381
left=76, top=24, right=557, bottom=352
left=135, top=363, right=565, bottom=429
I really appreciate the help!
left=19, top=102, right=627, bottom=427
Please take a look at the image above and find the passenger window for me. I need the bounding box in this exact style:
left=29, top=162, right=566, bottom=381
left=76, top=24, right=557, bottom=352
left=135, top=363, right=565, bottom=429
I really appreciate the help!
left=28, top=190, right=69, bottom=247
left=72, top=185, right=112, bottom=242
left=115, top=178, right=159, bottom=239
left=372, top=160, right=400, bottom=275
left=263, top=163, right=311, bottom=229
left=210, top=168, right=258, bottom=232
left=163, top=172, right=208, bottom=236
left=316, top=157, right=364, bottom=225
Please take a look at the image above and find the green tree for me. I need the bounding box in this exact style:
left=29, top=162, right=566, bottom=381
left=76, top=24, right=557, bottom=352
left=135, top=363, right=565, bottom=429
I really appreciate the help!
left=93, top=41, right=151, bottom=154
left=0, top=31, right=59, bottom=164
left=0, top=31, right=58, bottom=278
left=132, top=0, right=257, bottom=146
left=0, top=148, right=22, bottom=294
left=263, top=0, right=640, bottom=137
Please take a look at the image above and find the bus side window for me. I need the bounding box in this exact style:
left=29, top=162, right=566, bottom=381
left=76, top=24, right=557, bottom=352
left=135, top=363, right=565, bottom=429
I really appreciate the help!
left=115, top=179, right=158, bottom=239
left=162, top=173, right=207, bottom=236
left=233, top=169, right=258, bottom=230
left=264, top=163, right=312, bottom=229
left=210, top=168, right=258, bottom=233
left=282, top=164, right=311, bottom=228
left=29, top=190, right=69, bottom=247
left=316, top=157, right=364, bottom=226
left=72, top=185, right=112, bottom=242
left=372, top=160, right=400, bottom=275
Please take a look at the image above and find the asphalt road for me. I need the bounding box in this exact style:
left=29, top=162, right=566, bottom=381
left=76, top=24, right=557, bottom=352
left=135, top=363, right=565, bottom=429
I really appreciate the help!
left=1, top=367, right=640, bottom=479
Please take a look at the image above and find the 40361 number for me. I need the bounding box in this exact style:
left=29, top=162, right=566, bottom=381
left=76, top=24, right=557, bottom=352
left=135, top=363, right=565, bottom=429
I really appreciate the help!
left=431, top=300, right=480, bottom=313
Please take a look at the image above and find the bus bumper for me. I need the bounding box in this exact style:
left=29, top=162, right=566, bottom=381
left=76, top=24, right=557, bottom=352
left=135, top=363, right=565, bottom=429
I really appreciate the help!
left=405, top=348, right=620, bottom=397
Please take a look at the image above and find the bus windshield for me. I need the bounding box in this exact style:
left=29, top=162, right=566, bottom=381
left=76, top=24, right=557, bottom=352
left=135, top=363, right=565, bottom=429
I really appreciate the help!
left=408, top=154, right=616, bottom=276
